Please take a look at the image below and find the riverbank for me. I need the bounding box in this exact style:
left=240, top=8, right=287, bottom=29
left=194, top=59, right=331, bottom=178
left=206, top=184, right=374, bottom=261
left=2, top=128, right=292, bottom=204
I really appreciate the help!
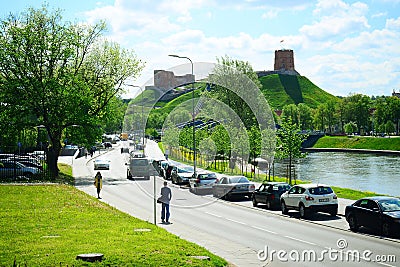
left=312, top=135, right=400, bottom=151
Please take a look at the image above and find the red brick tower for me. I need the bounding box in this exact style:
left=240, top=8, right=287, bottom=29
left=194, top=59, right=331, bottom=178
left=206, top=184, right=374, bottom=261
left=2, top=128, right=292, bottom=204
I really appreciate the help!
left=274, top=49, right=295, bottom=71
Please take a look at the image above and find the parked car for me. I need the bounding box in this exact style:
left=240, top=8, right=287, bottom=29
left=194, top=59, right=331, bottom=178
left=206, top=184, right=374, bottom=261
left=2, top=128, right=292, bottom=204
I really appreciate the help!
left=94, top=158, right=110, bottom=170
left=15, top=160, right=43, bottom=171
left=189, top=172, right=218, bottom=194
left=280, top=184, right=338, bottom=218
left=252, top=182, right=291, bottom=209
left=159, top=160, right=170, bottom=178
left=345, top=196, right=400, bottom=237
left=212, top=176, right=255, bottom=200
left=103, top=142, right=112, bottom=148
left=0, top=160, right=41, bottom=180
left=7, top=156, right=42, bottom=167
left=171, top=165, right=194, bottom=185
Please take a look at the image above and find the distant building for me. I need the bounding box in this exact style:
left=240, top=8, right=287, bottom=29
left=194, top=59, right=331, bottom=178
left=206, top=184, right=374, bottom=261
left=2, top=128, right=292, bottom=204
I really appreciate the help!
left=274, top=49, right=295, bottom=72
left=392, top=90, right=400, bottom=98
left=257, top=49, right=299, bottom=78
left=153, top=70, right=194, bottom=90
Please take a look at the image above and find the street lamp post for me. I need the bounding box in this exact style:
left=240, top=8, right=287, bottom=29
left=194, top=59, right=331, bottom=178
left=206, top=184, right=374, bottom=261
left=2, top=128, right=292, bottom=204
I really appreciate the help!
left=125, top=84, right=145, bottom=149
left=168, top=54, right=196, bottom=178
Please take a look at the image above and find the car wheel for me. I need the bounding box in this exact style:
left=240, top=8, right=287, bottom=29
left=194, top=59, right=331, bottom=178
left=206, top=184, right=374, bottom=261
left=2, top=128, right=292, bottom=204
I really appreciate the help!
left=330, top=208, right=337, bottom=217
left=252, top=197, right=258, bottom=207
left=266, top=200, right=272, bottom=210
left=382, top=222, right=391, bottom=237
left=23, top=172, right=33, bottom=179
left=299, top=204, right=308, bottom=218
left=348, top=214, right=359, bottom=232
left=281, top=201, right=288, bottom=214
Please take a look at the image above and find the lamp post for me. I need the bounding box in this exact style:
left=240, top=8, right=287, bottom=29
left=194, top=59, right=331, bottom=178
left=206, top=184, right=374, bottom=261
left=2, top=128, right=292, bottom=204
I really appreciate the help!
left=168, top=54, right=196, bottom=178
left=125, top=84, right=145, bottom=149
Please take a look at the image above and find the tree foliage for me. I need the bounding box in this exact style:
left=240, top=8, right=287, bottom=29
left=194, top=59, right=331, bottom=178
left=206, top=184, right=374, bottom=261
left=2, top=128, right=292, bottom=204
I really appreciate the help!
left=276, top=119, right=307, bottom=185
left=0, top=6, right=144, bottom=176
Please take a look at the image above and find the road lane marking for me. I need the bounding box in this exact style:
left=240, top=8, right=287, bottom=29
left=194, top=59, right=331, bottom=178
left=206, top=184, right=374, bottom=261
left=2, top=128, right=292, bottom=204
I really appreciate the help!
left=225, top=218, right=247, bottom=225
left=376, top=262, right=395, bottom=267
left=285, top=235, right=316, bottom=246
left=206, top=212, right=247, bottom=225
left=251, top=225, right=277, bottom=234
left=205, top=212, right=223, bottom=218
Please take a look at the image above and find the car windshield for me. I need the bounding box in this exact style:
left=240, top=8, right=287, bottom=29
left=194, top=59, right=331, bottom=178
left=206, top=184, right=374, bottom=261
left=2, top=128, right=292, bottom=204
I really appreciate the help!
left=273, top=184, right=291, bottom=191
left=179, top=167, right=193, bottom=173
left=199, top=173, right=217, bottom=179
left=379, top=199, right=400, bottom=212
left=230, top=177, right=249, bottom=183
left=308, top=186, right=333, bottom=195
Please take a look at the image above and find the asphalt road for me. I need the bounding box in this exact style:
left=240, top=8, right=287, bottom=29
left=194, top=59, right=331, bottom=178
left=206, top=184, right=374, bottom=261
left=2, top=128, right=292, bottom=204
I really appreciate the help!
left=67, top=141, right=400, bottom=267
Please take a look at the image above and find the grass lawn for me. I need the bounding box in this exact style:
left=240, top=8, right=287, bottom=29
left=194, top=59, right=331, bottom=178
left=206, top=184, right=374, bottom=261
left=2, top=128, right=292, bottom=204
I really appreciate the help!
left=0, top=184, right=227, bottom=267
left=313, top=136, right=400, bottom=151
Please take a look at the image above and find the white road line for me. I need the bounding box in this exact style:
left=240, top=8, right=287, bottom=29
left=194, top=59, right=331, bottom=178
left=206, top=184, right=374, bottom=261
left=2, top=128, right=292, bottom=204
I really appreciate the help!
left=205, top=211, right=223, bottom=218
left=285, top=235, right=316, bottom=246
left=376, top=262, right=396, bottom=267
left=251, top=225, right=277, bottom=234
left=225, top=218, right=247, bottom=225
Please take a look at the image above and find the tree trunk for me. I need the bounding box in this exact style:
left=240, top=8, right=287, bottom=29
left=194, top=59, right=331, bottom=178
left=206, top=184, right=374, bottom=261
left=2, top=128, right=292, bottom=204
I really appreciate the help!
left=47, top=133, right=62, bottom=179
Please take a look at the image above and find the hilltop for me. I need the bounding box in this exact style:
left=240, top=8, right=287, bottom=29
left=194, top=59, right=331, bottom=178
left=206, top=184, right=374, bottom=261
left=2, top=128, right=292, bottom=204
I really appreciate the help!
left=259, top=74, right=338, bottom=110
left=139, top=73, right=338, bottom=114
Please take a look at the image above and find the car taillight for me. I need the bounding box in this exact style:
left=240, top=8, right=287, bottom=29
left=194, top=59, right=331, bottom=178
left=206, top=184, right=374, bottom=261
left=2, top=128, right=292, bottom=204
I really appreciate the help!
left=333, top=194, right=337, bottom=199
left=271, top=195, right=275, bottom=200
left=250, top=184, right=255, bottom=190
left=196, top=179, right=200, bottom=183
left=305, top=196, right=314, bottom=201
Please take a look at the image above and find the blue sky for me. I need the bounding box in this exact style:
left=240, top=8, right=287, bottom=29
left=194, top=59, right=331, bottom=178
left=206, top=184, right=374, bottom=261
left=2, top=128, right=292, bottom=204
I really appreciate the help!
left=1, top=0, right=400, bottom=98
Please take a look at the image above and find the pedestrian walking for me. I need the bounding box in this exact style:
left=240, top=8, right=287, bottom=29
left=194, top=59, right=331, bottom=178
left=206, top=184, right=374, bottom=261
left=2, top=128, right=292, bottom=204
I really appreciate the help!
left=160, top=181, right=172, bottom=224
left=94, top=171, right=103, bottom=199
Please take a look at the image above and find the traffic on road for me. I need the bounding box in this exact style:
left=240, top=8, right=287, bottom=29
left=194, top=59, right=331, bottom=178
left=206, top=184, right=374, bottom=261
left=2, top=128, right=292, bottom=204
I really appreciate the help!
left=72, top=139, right=399, bottom=266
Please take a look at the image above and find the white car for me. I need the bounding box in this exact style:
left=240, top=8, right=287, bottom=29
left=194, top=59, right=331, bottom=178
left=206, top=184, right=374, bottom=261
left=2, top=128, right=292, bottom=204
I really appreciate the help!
left=280, top=184, right=338, bottom=218
left=94, top=159, right=110, bottom=170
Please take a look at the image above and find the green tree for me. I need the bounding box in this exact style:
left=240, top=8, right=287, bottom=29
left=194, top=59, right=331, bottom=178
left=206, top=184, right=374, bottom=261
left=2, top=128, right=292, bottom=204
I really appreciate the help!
left=281, top=104, right=299, bottom=125
left=0, top=6, right=144, bottom=177
left=342, top=94, right=371, bottom=134
left=344, top=121, right=357, bottom=135
left=298, top=103, right=313, bottom=131
left=313, top=104, right=327, bottom=132
left=276, top=119, right=307, bottom=185
left=209, top=55, right=262, bottom=128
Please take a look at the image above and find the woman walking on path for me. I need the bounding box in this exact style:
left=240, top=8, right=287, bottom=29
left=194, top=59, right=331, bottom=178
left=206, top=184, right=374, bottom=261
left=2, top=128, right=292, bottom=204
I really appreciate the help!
left=94, top=171, right=103, bottom=199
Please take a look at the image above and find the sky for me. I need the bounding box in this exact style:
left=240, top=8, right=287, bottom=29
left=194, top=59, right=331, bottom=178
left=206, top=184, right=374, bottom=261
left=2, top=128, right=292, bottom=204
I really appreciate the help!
left=1, top=0, right=400, bottom=98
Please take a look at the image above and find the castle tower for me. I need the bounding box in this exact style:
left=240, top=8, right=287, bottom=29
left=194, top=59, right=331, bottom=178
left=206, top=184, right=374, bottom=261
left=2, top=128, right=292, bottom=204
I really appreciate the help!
left=274, top=49, right=295, bottom=71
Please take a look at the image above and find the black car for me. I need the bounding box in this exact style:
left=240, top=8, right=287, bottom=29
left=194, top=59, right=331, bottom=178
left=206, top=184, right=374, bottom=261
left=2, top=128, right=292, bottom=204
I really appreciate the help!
left=252, top=182, right=290, bottom=209
left=171, top=166, right=194, bottom=185
left=345, top=196, right=400, bottom=237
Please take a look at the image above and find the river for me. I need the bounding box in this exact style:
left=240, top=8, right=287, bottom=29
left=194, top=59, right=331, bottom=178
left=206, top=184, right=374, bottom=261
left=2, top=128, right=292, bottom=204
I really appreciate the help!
left=273, top=152, right=399, bottom=197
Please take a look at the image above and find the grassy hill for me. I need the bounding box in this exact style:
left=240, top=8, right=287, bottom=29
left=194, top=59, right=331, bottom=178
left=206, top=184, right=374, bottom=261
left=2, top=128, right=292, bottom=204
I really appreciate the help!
left=135, top=74, right=338, bottom=127
left=260, top=74, right=338, bottom=109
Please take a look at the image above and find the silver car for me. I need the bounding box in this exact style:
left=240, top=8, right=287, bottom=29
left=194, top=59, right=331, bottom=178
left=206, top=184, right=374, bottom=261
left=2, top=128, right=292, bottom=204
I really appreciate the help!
left=189, top=172, right=218, bottom=194
left=0, top=160, right=41, bottom=180
left=212, top=176, right=255, bottom=200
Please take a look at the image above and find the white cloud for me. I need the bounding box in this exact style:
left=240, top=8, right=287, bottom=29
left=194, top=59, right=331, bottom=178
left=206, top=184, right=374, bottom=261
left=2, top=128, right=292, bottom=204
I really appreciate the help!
left=386, top=17, right=400, bottom=29
left=300, top=0, right=370, bottom=40
left=261, top=10, right=278, bottom=19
